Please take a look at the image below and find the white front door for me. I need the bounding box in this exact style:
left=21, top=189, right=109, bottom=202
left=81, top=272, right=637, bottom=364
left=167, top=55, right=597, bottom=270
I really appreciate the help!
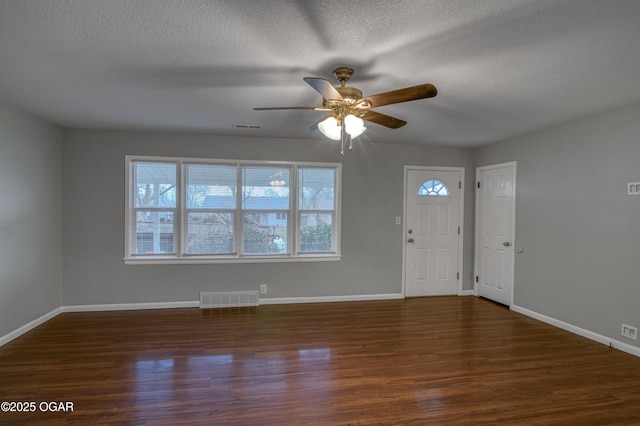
left=475, top=162, right=516, bottom=306
left=404, top=168, right=463, bottom=297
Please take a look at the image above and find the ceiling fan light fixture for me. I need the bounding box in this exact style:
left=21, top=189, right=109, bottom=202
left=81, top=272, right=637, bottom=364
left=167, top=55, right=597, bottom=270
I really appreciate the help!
left=318, top=114, right=366, bottom=141
left=317, top=116, right=342, bottom=140
left=255, top=66, right=437, bottom=154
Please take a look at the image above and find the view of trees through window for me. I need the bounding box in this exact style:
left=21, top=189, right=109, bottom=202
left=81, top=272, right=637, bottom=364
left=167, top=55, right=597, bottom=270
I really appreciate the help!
left=299, top=167, right=335, bottom=252
left=186, top=163, right=236, bottom=255
left=133, top=161, right=177, bottom=254
left=241, top=166, right=290, bottom=255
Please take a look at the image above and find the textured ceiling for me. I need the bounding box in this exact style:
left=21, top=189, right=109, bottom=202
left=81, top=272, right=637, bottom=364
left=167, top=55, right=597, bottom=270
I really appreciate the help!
left=1, top=0, right=640, bottom=147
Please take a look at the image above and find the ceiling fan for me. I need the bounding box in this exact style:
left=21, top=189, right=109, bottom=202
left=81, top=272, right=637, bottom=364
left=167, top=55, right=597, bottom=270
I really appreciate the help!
left=254, top=66, right=437, bottom=154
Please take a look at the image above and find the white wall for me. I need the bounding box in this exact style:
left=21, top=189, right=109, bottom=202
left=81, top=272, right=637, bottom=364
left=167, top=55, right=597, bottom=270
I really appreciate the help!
left=61, top=129, right=475, bottom=306
left=474, top=103, right=640, bottom=350
left=0, top=101, right=62, bottom=339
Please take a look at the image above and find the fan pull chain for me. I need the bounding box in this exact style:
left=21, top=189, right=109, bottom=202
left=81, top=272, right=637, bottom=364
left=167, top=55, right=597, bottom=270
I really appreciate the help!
left=340, top=117, right=346, bottom=156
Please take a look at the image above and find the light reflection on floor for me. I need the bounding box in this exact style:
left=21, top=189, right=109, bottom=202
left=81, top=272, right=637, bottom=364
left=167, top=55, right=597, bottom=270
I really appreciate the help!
left=298, top=348, right=332, bottom=361
left=132, top=348, right=333, bottom=403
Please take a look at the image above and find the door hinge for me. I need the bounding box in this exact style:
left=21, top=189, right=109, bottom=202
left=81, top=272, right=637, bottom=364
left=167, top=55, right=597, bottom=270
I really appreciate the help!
left=458, top=226, right=461, bottom=234
left=457, top=272, right=460, bottom=280
left=475, top=275, right=479, bottom=283
left=459, top=181, right=462, bottom=189
left=477, top=181, right=480, bottom=189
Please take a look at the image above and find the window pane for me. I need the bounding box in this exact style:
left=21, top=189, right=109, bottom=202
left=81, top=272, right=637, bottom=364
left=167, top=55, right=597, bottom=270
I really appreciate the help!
left=299, top=168, right=335, bottom=210
left=418, top=179, right=449, bottom=196
left=185, top=164, right=237, bottom=209
left=299, top=213, right=333, bottom=252
left=134, top=162, right=176, bottom=208
left=186, top=212, right=234, bottom=254
left=133, top=211, right=175, bottom=254
left=136, top=233, right=153, bottom=253
left=243, top=212, right=288, bottom=254
left=242, top=167, right=290, bottom=210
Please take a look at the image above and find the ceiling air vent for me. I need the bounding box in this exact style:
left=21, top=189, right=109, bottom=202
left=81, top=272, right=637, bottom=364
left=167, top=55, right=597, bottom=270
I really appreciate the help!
left=233, top=124, right=262, bottom=129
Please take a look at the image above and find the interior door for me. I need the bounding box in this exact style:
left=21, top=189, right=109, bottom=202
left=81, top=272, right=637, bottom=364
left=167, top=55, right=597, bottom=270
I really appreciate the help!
left=475, top=162, right=516, bottom=306
left=404, top=168, right=462, bottom=297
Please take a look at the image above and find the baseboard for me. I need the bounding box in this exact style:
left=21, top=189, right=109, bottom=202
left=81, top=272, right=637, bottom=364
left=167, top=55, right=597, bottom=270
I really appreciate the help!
left=63, top=301, right=199, bottom=312
left=460, top=290, right=475, bottom=296
left=260, top=293, right=405, bottom=305
left=511, top=304, right=640, bottom=358
left=0, top=307, right=63, bottom=347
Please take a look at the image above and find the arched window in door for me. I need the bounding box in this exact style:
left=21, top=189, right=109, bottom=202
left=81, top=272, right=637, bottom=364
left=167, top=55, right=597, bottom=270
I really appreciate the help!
left=418, top=179, right=449, bottom=196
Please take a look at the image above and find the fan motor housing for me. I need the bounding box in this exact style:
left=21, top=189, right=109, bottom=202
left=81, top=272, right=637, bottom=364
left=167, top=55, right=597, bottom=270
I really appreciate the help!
left=322, top=86, right=363, bottom=106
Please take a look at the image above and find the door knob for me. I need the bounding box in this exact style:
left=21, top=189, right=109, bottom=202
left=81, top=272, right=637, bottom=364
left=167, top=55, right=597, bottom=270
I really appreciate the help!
left=503, top=241, right=511, bottom=247
left=408, top=238, right=415, bottom=243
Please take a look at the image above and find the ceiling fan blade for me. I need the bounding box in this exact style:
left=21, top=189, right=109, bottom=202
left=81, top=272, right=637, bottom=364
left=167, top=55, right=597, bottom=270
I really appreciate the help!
left=362, top=83, right=437, bottom=108
left=254, top=106, right=332, bottom=111
left=360, top=110, right=407, bottom=129
left=303, top=77, right=344, bottom=102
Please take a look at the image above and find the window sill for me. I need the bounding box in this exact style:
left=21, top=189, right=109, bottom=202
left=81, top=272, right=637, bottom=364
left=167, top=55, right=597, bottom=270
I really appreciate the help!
left=123, top=255, right=342, bottom=265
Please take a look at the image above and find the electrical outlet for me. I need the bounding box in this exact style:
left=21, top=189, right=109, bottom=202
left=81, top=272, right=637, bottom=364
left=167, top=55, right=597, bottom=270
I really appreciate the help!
left=627, top=182, right=640, bottom=195
left=621, top=323, right=638, bottom=340
left=260, top=284, right=267, bottom=295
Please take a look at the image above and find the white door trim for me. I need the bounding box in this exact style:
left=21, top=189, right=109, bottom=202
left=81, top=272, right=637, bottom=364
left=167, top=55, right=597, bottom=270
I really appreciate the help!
left=402, top=166, right=465, bottom=297
left=474, top=161, right=517, bottom=306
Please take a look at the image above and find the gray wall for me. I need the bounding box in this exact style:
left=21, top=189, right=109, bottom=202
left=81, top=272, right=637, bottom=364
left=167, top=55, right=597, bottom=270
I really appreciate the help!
left=474, top=103, right=640, bottom=349
left=3, top=98, right=639, bottom=354
left=61, top=129, right=475, bottom=306
left=0, top=101, right=62, bottom=338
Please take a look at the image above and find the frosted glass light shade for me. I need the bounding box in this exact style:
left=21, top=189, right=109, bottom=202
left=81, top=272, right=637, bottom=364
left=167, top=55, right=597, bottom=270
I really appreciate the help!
left=344, top=114, right=366, bottom=138
left=317, top=116, right=341, bottom=140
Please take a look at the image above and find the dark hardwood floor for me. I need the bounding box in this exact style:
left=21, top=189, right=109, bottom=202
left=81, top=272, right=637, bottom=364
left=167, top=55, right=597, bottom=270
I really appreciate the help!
left=1, top=296, right=640, bottom=425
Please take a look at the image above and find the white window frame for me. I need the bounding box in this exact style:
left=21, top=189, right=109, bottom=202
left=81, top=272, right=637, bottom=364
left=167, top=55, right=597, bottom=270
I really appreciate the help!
left=124, top=155, right=341, bottom=264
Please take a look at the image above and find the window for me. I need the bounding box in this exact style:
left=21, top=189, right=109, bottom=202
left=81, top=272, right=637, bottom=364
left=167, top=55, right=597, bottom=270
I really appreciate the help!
left=299, top=167, right=336, bottom=253
left=418, top=179, right=449, bottom=196
left=242, top=166, right=290, bottom=255
left=130, top=161, right=177, bottom=255
left=125, top=156, right=341, bottom=264
left=184, top=163, right=236, bottom=255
